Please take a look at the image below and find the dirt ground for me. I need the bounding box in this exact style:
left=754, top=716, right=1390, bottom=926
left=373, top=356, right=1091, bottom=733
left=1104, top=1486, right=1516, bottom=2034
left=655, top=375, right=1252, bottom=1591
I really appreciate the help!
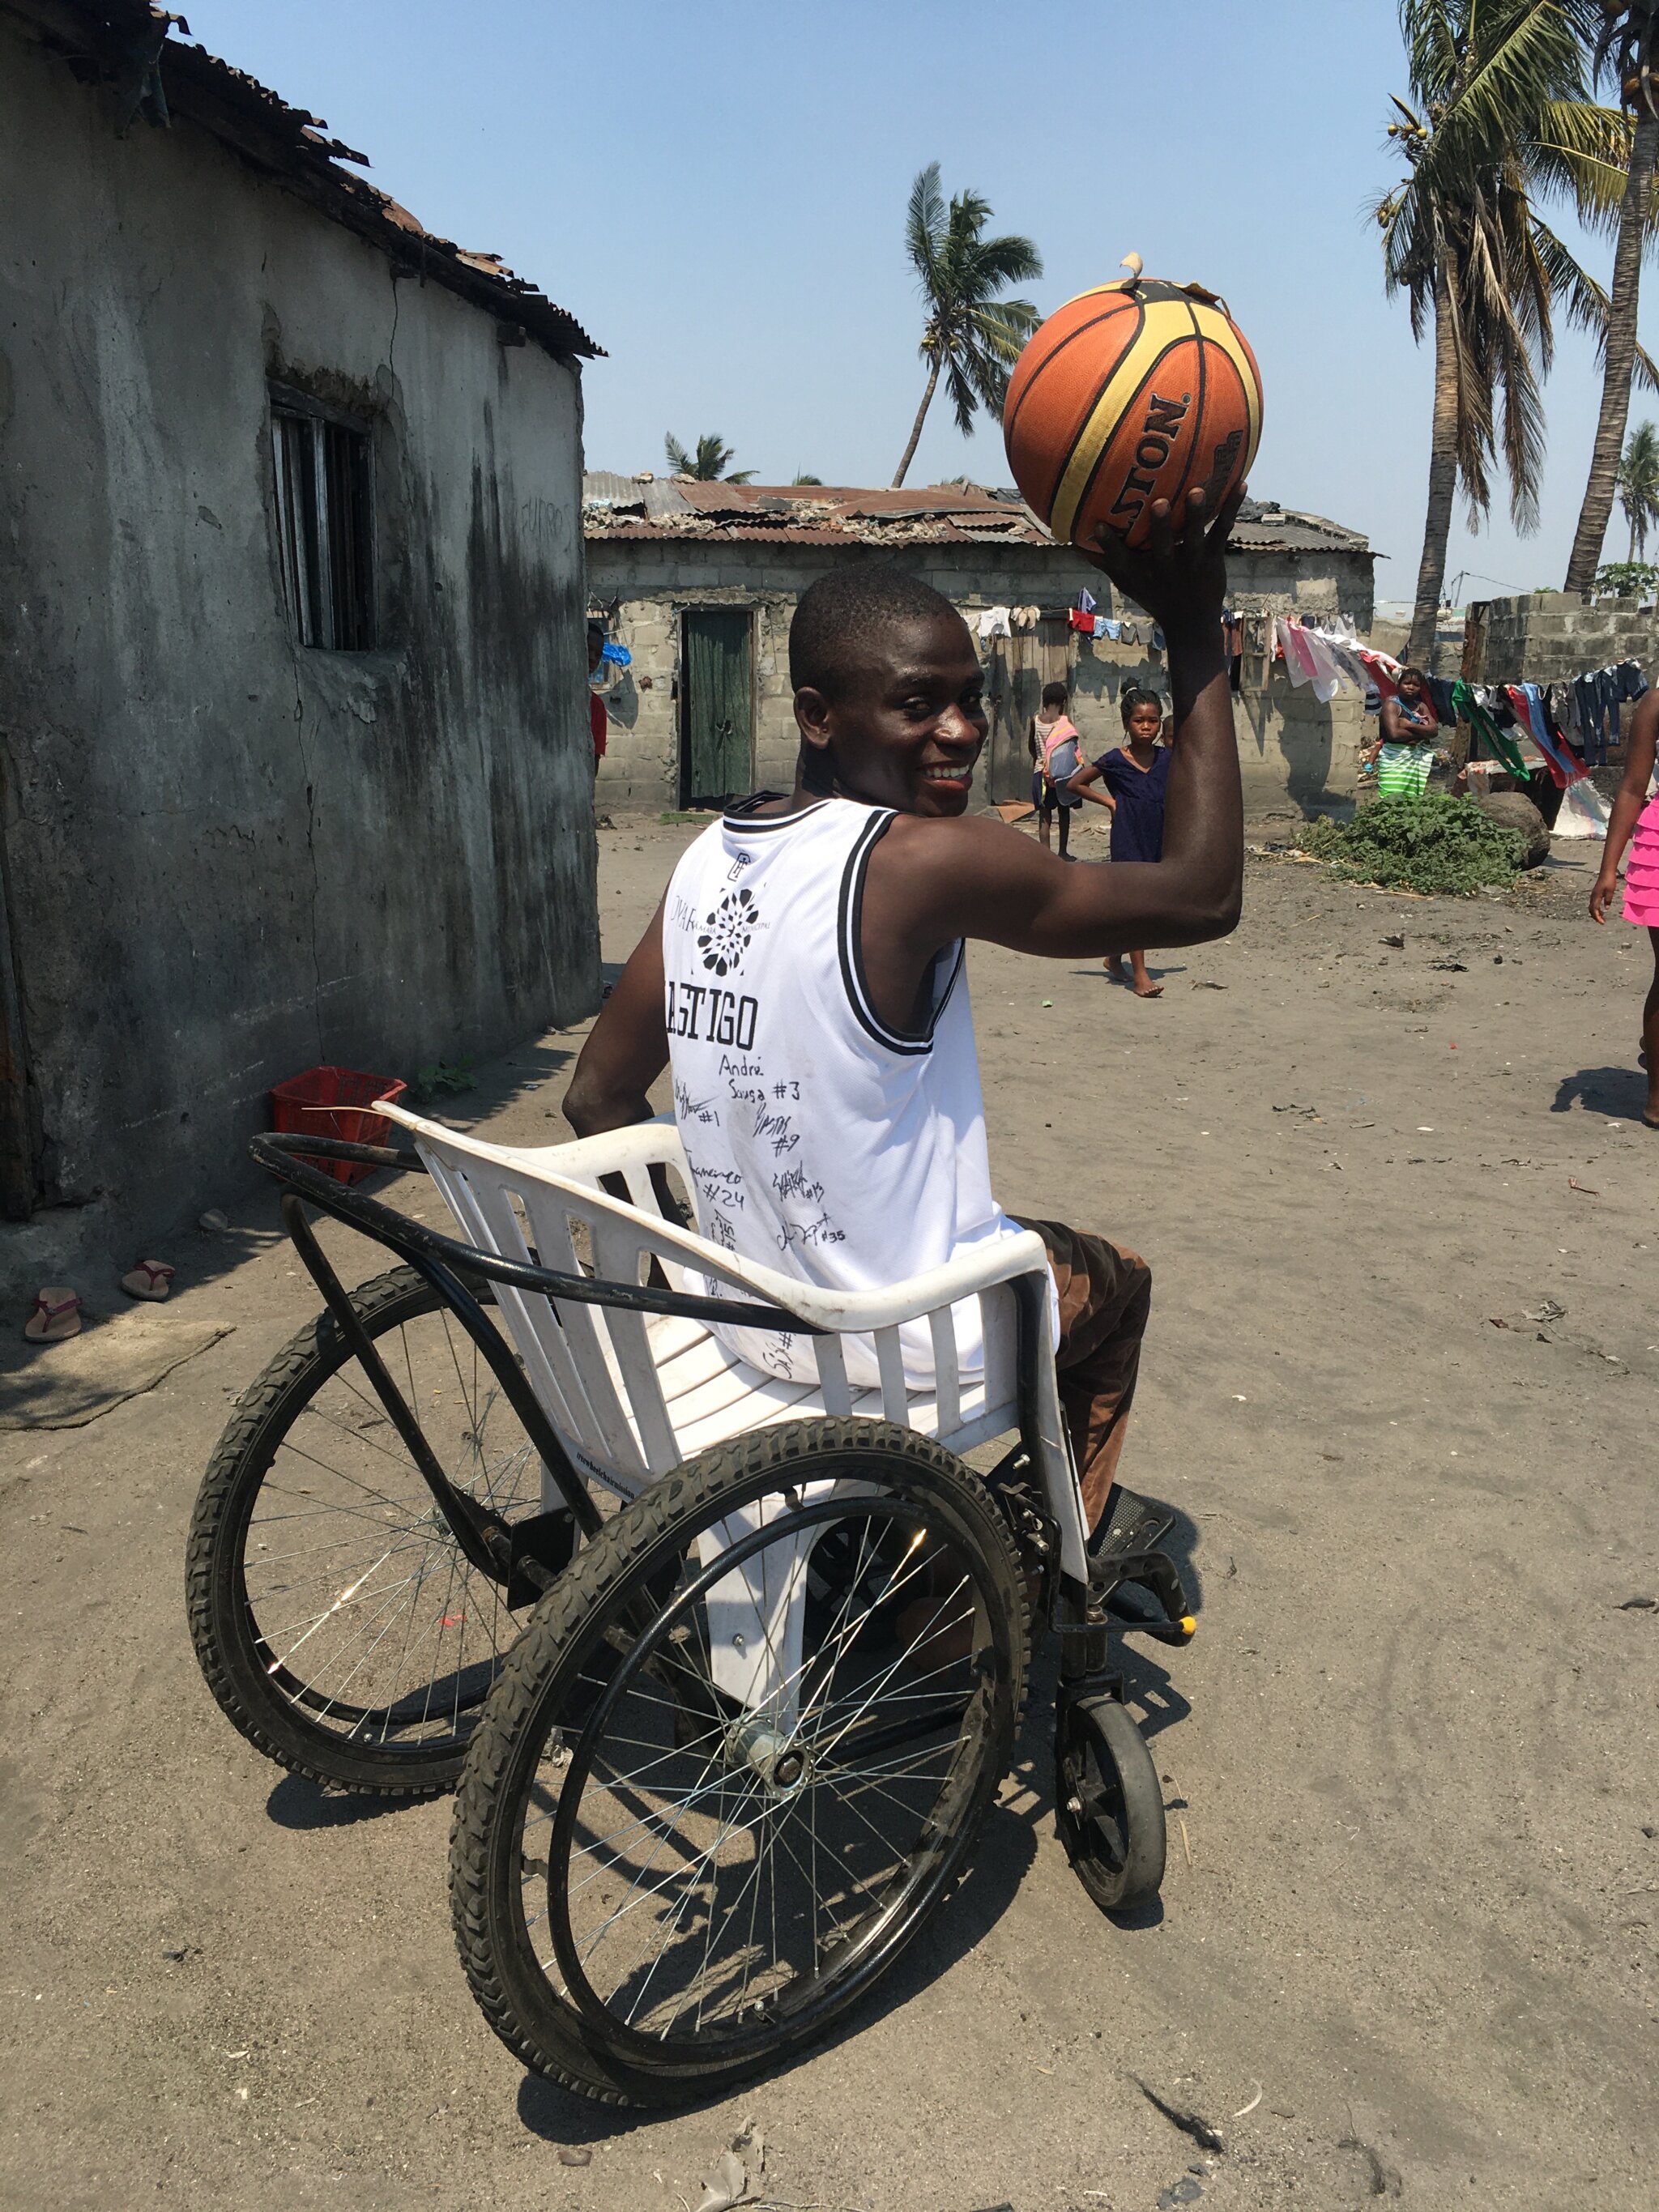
left=3, top=810, right=1656, bottom=2212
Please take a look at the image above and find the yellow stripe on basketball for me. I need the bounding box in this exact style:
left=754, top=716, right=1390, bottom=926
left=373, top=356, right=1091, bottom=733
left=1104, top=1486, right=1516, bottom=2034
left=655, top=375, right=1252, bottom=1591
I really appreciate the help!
left=1192, top=302, right=1264, bottom=472
left=1048, top=298, right=1197, bottom=544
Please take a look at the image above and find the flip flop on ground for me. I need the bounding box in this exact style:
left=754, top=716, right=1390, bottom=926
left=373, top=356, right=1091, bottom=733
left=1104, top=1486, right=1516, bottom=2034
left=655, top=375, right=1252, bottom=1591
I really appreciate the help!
left=121, top=1259, right=175, bottom=1302
left=24, top=1287, right=82, bottom=1343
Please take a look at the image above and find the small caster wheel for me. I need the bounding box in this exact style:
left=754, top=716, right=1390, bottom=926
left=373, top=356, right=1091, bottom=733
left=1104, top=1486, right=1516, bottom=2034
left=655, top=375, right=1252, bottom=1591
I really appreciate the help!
left=1055, top=1691, right=1166, bottom=1912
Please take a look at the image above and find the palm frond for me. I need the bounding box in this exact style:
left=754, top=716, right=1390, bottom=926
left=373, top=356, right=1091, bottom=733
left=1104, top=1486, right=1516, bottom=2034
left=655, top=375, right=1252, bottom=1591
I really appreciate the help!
left=904, top=163, right=946, bottom=298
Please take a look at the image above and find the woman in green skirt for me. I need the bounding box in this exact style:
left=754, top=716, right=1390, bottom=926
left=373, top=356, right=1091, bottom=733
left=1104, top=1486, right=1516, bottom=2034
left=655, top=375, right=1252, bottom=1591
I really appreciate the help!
left=1368, top=665, right=1440, bottom=798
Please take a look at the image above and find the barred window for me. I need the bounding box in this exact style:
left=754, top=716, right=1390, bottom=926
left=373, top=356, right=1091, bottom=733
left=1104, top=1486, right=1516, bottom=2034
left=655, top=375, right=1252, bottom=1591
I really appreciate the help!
left=270, top=386, right=375, bottom=650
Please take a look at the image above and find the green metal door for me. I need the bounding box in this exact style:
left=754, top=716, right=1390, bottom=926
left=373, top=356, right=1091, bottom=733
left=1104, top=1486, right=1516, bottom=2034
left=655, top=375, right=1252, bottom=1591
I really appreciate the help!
left=681, top=611, right=753, bottom=807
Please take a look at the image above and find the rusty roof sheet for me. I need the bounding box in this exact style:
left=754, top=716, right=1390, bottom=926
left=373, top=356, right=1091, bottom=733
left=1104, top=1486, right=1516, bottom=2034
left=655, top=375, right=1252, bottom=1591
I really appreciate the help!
left=16, top=0, right=599, bottom=359
left=582, top=477, right=1371, bottom=557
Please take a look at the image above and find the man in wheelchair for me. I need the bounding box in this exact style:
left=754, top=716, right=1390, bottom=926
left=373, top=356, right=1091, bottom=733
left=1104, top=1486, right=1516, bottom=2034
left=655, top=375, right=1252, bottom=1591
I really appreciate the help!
left=565, top=486, right=1244, bottom=1573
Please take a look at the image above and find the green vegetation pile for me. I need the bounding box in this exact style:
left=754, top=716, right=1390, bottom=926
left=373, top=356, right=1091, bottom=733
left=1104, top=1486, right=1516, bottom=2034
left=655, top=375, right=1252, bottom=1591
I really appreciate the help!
left=1295, top=795, right=1527, bottom=897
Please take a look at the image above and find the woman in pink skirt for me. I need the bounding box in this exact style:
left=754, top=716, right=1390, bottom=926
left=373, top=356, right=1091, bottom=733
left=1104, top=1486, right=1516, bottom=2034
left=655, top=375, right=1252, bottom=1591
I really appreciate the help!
left=1590, top=688, right=1659, bottom=1127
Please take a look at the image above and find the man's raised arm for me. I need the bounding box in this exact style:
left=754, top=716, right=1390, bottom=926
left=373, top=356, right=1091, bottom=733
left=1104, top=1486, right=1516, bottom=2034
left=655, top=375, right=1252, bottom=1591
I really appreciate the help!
left=879, top=485, right=1244, bottom=963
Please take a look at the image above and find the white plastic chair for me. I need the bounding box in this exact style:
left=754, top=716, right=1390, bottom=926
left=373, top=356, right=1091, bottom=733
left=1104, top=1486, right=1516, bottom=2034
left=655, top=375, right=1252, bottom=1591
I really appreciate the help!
left=377, top=1102, right=1091, bottom=1600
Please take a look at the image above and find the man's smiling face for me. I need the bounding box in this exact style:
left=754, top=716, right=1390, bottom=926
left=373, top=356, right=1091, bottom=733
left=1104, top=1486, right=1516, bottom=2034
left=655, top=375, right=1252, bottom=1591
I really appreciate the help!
left=796, top=609, right=988, bottom=816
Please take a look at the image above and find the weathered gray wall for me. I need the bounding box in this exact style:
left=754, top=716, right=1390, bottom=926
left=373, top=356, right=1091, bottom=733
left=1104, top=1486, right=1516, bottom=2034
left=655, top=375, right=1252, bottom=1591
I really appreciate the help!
left=0, top=22, right=598, bottom=1272
left=586, top=536, right=1373, bottom=817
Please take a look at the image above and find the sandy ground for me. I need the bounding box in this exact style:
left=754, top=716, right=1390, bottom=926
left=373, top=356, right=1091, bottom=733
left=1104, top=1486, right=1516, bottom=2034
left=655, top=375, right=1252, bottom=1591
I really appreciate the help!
left=2, top=809, right=1656, bottom=2212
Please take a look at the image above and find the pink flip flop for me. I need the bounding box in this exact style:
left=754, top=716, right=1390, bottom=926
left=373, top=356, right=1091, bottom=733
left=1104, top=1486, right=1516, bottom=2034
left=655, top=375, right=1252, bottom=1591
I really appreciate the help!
left=24, top=1287, right=82, bottom=1343
left=121, top=1259, right=175, bottom=1302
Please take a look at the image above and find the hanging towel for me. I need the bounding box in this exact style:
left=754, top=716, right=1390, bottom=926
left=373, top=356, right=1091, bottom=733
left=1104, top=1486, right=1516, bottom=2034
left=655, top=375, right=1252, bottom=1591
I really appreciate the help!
left=1077, top=587, right=1097, bottom=616
left=977, top=605, right=1013, bottom=640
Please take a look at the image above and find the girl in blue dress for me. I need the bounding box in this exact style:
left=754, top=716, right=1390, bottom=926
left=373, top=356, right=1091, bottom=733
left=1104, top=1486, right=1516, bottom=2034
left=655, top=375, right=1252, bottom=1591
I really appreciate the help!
left=1067, top=684, right=1174, bottom=997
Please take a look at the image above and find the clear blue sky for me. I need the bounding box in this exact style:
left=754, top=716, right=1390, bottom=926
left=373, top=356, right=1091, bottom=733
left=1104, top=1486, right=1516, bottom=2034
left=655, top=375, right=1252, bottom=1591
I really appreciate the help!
left=186, top=0, right=1653, bottom=609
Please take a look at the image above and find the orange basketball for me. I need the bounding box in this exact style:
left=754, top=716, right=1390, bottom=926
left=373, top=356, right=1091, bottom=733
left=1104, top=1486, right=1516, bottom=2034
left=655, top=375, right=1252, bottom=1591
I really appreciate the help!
left=1003, top=272, right=1263, bottom=550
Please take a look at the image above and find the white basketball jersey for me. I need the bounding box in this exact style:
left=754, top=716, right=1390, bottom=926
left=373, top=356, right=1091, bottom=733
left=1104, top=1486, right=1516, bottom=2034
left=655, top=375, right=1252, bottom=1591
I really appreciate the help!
left=663, top=796, right=1030, bottom=1388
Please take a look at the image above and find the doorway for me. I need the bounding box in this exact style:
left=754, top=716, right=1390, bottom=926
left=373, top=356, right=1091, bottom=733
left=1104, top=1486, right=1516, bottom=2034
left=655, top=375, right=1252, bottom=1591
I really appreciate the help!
left=984, top=615, right=1072, bottom=804
left=680, top=609, right=754, bottom=808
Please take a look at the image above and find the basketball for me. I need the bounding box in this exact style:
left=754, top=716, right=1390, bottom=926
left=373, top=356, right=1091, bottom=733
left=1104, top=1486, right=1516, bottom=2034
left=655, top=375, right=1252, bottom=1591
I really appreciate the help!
left=1003, top=268, right=1263, bottom=551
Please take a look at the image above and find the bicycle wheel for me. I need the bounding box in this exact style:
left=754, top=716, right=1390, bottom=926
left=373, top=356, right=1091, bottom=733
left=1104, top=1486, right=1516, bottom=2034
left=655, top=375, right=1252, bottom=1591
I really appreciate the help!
left=451, top=1419, right=1028, bottom=2104
left=187, top=1265, right=569, bottom=1797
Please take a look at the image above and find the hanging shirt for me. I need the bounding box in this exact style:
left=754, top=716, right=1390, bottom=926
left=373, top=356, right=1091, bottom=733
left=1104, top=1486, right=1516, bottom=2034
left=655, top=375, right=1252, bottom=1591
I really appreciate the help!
left=663, top=796, right=1040, bottom=1388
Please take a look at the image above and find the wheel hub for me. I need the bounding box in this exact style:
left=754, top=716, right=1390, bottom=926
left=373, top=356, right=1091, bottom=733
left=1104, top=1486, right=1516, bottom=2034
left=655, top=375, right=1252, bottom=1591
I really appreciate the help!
left=727, top=1715, right=812, bottom=1797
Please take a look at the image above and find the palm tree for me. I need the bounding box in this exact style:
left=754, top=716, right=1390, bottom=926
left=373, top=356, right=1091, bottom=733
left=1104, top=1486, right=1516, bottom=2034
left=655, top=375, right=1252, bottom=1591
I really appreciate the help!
left=1615, top=416, right=1659, bottom=551
left=1376, top=0, right=1642, bottom=663
left=663, top=433, right=755, bottom=484
left=1563, top=3, right=1659, bottom=590
left=791, top=471, right=824, bottom=485
left=891, top=163, right=1042, bottom=488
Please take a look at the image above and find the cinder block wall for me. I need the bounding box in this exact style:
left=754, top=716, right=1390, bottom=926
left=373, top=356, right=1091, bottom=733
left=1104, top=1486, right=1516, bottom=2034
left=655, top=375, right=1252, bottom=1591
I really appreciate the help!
left=588, top=539, right=1374, bottom=818
left=1470, top=590, right=1653, bottom=687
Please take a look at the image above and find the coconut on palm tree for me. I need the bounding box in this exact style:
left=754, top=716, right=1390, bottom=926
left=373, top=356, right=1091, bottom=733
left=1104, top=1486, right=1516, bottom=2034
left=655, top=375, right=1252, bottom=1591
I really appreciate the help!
left=664, top=433, right=755, bottom=484
left=891, top=163, right=1042, bottom=489
left=1615, top=416, right=1659, bottom=553
left=1563, top=3, right=1659, bottom=590
left=1376, top=0, right=1644, bottom=663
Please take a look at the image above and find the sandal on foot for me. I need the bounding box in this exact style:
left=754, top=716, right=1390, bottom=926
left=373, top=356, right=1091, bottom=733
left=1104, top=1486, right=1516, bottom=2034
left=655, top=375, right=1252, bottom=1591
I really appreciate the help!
left=24, top=1287, right=82, bottom=1343
left=121, top=1259, right=175, bottom=1302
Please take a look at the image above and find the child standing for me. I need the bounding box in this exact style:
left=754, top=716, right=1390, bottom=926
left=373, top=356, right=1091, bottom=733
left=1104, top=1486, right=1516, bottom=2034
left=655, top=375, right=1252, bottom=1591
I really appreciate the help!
left=1067, top=684, right=1173, bottom=997
left=1589, top=687, right=1659, bottom=1127
left=1028, top=680, right=1083, bottom=859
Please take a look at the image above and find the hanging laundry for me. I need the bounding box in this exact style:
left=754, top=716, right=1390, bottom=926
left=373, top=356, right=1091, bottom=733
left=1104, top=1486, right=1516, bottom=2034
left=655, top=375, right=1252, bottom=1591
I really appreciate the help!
left=1573, top=670, right=1614, bottom=765
left=1151, top=625, right=1166, bottom=652
left=599, top=641, right=632, bottom=667
left=1100, top=617, right=1123, bottom=641
left=1451, top=679, right=1528, bottom=776
left=1067, top=607, right=1094, bottom=635
left=1299, top=628, right=1346, bottom=700
left=1615, top=658, right=1648, bottom=703
left=976, top=605, right=1013, bottom=640
left=1077, top=587, right=1097, bottom=616
left=1503, top=684, right=1567, bottom=788
left=1354, top=646, right=1401, bottom=700
left=1092, top=616, right=1109, bottom=637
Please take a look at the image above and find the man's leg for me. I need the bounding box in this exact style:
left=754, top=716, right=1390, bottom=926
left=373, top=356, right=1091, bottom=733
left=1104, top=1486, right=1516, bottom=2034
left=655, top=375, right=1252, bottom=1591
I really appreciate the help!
left=1011, top=1216, right=1151, bottom=1532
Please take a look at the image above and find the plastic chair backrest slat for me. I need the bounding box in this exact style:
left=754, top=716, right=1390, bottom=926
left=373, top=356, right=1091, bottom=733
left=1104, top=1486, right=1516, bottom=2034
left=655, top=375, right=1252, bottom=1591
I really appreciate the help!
left=874, top=1326, right=908, bottom=1423
left=589, top=1211, right=683, bottom=1475
left=979, top=1282, right=1017, bottom=1416
left=812, top=1332, right=853, bottom=1417
left=422, top=1155, right=588, bottom=1449
left=514, top=1183, right=650, bottom=1483
left=927, top=1306, right=962, bottom=1438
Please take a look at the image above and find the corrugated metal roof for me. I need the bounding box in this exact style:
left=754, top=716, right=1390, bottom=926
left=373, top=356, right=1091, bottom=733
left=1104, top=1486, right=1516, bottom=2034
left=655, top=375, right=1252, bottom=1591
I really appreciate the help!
left=19, top=0, right=599, bottom=360
left=582, top=477, right=1371, bottom=558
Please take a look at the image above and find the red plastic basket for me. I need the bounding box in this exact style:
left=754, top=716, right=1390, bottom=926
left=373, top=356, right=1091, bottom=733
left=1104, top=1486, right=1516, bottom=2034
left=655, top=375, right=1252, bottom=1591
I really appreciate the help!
left=269, top=1065, right=408, bottom=1187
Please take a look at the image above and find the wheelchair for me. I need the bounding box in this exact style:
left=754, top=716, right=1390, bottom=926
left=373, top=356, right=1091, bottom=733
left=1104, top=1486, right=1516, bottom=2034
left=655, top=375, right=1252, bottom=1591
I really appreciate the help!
left=186, top=1104, right=1196, bottom=2105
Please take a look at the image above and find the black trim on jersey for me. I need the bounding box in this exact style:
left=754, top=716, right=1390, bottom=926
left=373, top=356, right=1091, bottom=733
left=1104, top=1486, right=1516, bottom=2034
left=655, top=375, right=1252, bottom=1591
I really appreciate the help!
left=836, top=810, right=964, bottom=1055
left=721, top=794, right=831, bottom=833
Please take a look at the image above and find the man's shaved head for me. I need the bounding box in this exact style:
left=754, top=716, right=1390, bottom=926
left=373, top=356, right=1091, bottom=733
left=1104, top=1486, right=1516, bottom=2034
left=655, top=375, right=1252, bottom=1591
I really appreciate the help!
left=789, top=565, right=967, bottom=701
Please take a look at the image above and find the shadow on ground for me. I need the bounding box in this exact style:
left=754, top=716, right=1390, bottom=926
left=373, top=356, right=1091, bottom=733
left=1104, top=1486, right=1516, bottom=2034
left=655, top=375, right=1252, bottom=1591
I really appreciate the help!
left=1550, top=1063, right=1649, bottom=1119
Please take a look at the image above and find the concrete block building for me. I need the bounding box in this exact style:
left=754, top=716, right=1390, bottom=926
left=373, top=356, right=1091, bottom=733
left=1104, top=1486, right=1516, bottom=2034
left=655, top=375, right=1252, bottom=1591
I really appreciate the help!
left=584, top=479, right=1377, bottom=818
left=0, top=0, right=600, bottom=1281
